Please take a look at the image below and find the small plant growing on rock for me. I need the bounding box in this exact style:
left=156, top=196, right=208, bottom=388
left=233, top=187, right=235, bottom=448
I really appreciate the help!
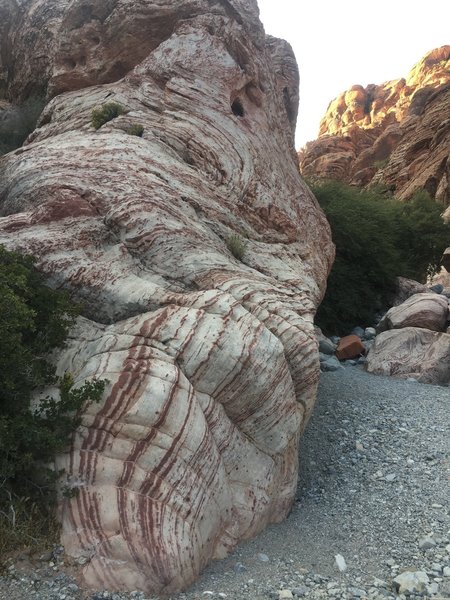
left=227, top=233, right=248, bottom=261
left=91, top=102, right=126, bottom=129
left=124, top=124, right=144, bottom=137
left=373, top=157, right=389, bottom=170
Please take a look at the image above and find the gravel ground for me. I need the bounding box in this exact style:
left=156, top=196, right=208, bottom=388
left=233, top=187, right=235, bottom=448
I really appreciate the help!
left=1, top=366, right=449, bottom=600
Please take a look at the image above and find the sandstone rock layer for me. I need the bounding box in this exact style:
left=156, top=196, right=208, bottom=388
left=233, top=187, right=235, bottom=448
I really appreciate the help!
left=0, top=0, right=334, bottom=594
left=299, top=46, right=450, bottom=209
left=377, top=293, right=449, bottom=333
left=366, top=327, right=450, bottom=385
left=392, top=277, right=429, bottom=307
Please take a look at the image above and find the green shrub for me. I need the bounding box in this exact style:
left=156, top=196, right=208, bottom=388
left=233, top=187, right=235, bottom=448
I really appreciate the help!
left=395, top=189, right=450, bottom=280
left=91, top=102, right=126, bottom=129
left=124, top=124, right=144, bottom=137
left=0, top=95, right=46, bottom=154
left=227, top=233, right=247, bottom=260
left=0, top=246, right=106, bottom=555
left=373, top=157, right=389, bottom=170
left=311, top=181, right=450, bottom=334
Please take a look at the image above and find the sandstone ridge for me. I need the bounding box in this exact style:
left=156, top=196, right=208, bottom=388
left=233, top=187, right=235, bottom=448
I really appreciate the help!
left=0, top=0, right=334, bottom=594
left=299, top=46, right=450, bottom=213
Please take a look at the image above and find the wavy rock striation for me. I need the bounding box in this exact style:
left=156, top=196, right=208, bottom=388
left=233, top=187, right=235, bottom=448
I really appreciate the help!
left=299, top=46, right=450, bottom=211
left=0, top=0, right=333, bottom=594
left=377, top=293, right=449, bottom=333
left=367, top=327, right=450, bottom=385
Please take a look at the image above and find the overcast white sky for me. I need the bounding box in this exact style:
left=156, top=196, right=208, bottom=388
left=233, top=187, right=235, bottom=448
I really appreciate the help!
left=257, top=0, right=450, bottom=148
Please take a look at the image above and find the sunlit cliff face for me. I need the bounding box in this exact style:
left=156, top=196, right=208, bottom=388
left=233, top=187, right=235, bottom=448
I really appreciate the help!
left=300, top=46, right=450, bottom=205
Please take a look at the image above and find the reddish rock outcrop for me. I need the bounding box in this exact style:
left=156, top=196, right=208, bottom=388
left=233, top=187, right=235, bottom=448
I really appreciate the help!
left=335, top=335, right=365, bottom=360
left=0, top=0, right=334, bottom=594
left=300, top=46, right=450, bottom=209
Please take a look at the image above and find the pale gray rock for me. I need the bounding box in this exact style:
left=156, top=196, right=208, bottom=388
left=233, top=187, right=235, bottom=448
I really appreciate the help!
left=419, top=536, right=437, bottom=550
left=393, top=571, right=429, bottom=594
left=364, top=327, right=377, bottom=340
left=377, top=293, right=449, bottom=333
left=366, top=327, right=450, bottom=385
left=321, top=357, right=344, bottom=372
left=318, top=339, right=336, bottom=355
left=392, top=277, right=429, bottom=307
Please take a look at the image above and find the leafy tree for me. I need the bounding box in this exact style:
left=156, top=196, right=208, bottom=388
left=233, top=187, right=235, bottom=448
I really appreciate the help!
left=311, top=181, right=450, bottom=334
left=0, top=246, right=106, bottom=554
left=395, top=189, right=450, bottom=280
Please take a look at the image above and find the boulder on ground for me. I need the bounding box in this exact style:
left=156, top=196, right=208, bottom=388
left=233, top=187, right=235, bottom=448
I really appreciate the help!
left=318, top=338, right=336, bottom=355
left=441, top=247, right=450, bottom=271
left=336, top=335, right=365, bottom=360
left=377, top=293, right=448, bottom=333
left=0, top=0, right=334, bottom=594
left=392, top=277, right=428, bottom=306
left=393, top=571, right=429, bottom=594
left=321, top=356, right=343, bottom=372
left=366, top=327, right=450, bottom=385
left=364, top=327, right=376, bottom=340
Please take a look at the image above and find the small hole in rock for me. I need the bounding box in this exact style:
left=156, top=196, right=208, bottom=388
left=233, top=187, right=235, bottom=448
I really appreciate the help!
left=231, top=98, right=244, bottom=117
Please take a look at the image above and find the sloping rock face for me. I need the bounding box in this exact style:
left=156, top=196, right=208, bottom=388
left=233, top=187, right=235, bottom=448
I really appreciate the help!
left=366, top=327, right=450, bottom=385
left=392, top=277, right=429, bottom=307
left=377, top=293, right=449, bottom=333
left=299, top=46, right=450, bottom=209
left=0, top=0, right=334, bottom=594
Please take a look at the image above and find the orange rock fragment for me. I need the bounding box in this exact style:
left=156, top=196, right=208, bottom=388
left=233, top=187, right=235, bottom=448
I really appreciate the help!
left=336, top=334, right=365, bottom=360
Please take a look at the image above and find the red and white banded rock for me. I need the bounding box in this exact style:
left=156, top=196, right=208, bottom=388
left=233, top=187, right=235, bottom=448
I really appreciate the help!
left=366, top=327, right=450, bottom=384
left=377, top=292, right=449, bottom=333
left=0, top=0, right=334, bottom=594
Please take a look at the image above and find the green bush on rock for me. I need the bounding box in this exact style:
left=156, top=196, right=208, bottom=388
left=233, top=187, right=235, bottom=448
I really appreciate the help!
left=227, top=233, right=248, bottom=261
left=124, top=124, right=144, bottom=137
left=311, top=181, right=450, bottom=335
left=91, top=101, right=127, bottom=129
left=0, top=246, right=106, bottom=555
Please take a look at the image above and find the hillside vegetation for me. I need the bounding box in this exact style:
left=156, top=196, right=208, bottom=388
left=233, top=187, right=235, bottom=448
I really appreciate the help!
left=312, top=181, right=450, bottom=334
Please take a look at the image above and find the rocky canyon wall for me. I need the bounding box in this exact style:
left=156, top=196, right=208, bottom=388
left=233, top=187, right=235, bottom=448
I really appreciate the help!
left=299, top=46, right=450, bottom=214
left=0, top=0, right=334, bottom=594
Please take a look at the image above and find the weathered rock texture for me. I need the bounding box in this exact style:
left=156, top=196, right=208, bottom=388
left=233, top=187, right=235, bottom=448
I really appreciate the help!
left=335, top=334, right=365, bottom=360
left=366, top=327, right=450, bottom=385
left=299, top=46, right=450, bottom=210
left=392, top=277, right=429, bottom=307
left=0, top=0, right=334, bottom=594
left=442, top=249, right=450, bottom=271
left=367, top=290, right=450, bottom=384
left=377, top=293, right=449, bottom=333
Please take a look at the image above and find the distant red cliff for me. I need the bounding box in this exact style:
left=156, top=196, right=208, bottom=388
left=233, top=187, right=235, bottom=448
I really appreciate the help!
left=299, top=46, right=450, bottom=220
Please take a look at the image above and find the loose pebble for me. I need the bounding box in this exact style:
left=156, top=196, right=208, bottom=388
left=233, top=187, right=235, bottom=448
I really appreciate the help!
left=0, top=369, right=448, bottom=600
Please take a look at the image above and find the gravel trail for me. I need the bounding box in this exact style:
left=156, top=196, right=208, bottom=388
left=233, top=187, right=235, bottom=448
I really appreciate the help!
left=1, top=367, right=449, bottom=600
